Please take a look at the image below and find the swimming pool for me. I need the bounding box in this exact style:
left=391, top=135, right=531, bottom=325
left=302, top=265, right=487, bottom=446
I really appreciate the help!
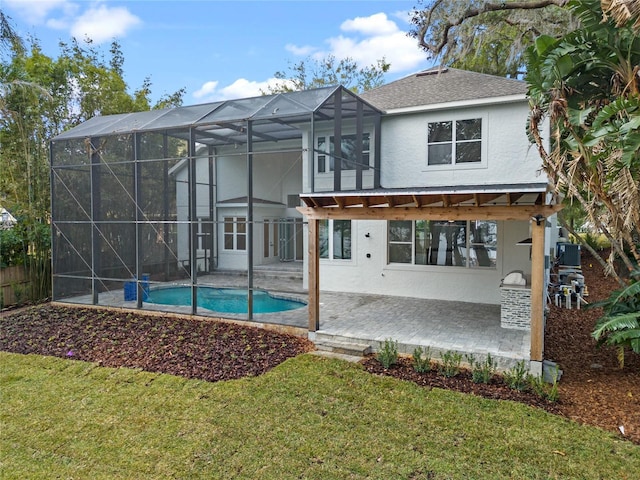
left=145, top=286, right=306, bottom=314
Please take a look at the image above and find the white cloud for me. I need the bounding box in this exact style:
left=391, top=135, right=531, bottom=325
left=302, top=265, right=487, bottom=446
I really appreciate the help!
left=324, top=31, right=426, bottom=73
left=285, top=43, right=316, bottom=57
left=196, top=11, right=429, bottom=104
left=283, top=12, right=425, bottom=74
left=391, top=9, right=415, bottom=26
left=313, top=12, right=428, bottom=74
left=340, top=12, right=398, bottom=36
left=4, top=0, right=140, bottom=43
left=192, top=77, right=288, bottom=102
left=193, top=81, right=219, bottom=100
left=3, top=0, right=72, bottom=24
left=70, top=4, right=141, bottom=43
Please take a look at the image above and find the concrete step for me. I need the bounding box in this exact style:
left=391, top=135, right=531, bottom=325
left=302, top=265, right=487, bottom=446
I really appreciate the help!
left=213, top=267, right=303, bottom=280
left=310, top=350, right=364, bottom=363
left=314, top=340, right=372, bottom=357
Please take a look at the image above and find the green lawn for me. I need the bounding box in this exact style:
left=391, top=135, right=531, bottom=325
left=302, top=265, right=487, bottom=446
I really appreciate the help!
left=1, top=352, right=638, bottom=479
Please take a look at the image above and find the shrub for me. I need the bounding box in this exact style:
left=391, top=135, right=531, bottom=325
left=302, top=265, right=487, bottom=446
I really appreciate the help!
left=376, top=338, right=398, bottom=369
left=578, top=232, right=610, bottom=251
left=503, top=360, right=529, bottom=391
left=591, top=271, right=640, bottom=368
left=0, top=228, right=26, bottom=267
left=412, top=346, right=431, bottom=373
left=439, top=350, right=462, bottom=377
left=466, top=353, right=497, bottom=384
left=528, top=366, right=560, bottom=402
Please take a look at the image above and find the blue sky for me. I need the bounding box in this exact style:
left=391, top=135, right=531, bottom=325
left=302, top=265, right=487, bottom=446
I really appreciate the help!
left=3, top=0, right=434, bottom=104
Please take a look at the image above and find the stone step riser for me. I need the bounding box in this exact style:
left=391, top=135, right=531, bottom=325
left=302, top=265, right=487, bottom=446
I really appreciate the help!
left=315, top=341, right=372, bottom=357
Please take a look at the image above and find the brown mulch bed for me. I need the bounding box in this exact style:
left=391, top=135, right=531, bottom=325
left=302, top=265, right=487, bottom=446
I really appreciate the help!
left=0, top=251, right=638, bottom=444
left=362, top=356, right=562, bottom=414
left=0, top=307, right=314, bottom=382
left=544, top=252, right=640, bottom=444
left=361, top=250, right=640, bottom=444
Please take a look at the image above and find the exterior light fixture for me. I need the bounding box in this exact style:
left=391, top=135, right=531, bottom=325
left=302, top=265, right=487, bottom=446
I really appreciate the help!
left=531, top=214, right=545, bottom=226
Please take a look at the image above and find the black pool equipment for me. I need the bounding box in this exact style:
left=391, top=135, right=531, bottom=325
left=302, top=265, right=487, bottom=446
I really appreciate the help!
left=556, top=242, right=581, bottom=267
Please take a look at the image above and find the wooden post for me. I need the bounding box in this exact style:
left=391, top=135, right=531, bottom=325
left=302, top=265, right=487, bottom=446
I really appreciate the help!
left=308, top=218, right=320, bottom=331
left=530, top=217, right=545, bottom=362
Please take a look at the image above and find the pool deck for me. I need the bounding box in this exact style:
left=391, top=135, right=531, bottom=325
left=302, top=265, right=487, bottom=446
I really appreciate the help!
left=56, top=265, right=530, bottom=370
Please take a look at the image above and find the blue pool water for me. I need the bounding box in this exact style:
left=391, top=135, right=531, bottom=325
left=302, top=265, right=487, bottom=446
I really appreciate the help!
left=146, top=286, right=305, bottom=314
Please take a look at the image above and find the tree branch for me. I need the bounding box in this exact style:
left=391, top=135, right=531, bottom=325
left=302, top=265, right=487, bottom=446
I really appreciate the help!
left=417, top=0, right=569, bottom=56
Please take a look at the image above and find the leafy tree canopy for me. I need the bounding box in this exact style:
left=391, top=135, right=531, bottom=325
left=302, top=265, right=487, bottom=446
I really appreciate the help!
left=409, top=0, right=576, bottom=77
left=265, top=55, right=390, bottom=94
left=0, top=11, right=186, bottom=301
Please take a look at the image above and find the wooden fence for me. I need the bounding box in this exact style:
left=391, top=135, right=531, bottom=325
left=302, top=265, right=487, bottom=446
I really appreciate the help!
left=0, top=265, right=30, bottom=307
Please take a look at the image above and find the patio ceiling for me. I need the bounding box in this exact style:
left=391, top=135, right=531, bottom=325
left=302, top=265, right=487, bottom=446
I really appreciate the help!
left=298, top=183, right=562, bottom=221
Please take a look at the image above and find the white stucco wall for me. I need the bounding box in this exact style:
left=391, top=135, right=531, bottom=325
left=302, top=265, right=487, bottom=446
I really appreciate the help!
left=307, top=219, right=535, bottom=305
left=299, top=118, right=378, bottom=193
left=173, top=143, right=304, bottom=270
left=216, top=143, right=302, bottom=205
left=378, top=101, right=543, bottom=188
left=216, top=205, right=289, bottom=270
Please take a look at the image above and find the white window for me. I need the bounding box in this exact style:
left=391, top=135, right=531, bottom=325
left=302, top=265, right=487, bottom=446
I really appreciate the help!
left=317, top=133, right=370, bottom=173
left=223, top=216, right=246, bottom=251
left=319, top=219, right=351, bottom=260
left=428, top=118, right=482, bottom=166
left=388, top=220, right=496, bottom=268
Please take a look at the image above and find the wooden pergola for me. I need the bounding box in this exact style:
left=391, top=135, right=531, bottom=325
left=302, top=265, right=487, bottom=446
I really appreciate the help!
left=298, top=183, right=562, bottom=363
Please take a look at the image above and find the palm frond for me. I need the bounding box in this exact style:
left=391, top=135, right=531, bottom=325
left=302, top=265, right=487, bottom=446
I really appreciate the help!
left=593, top=311, right=640, bottom=338
left=601, top=0, right=640, bottom=31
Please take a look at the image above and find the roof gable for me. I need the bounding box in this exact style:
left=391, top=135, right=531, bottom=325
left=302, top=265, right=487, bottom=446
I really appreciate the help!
left=360, top=67, right=527, bottom=111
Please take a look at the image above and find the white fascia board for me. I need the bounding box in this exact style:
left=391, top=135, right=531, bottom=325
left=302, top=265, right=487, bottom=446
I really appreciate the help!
left=383, top=94, right=527, bottom=115
left=168, top=158, right=187, bottom=176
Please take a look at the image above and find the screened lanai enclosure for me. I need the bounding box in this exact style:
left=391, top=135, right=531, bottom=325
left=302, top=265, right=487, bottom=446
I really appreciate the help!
left=50, top=87, right=381, bottom=321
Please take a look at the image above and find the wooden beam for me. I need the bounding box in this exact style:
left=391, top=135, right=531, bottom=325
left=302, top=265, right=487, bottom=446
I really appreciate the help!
left=308, top=218, right=320, bottom=331
left=530, top=218, right=545, bottom=362
left=301, top=196, right=317, bottom=207
left=297, top=204, right=563, bottom=221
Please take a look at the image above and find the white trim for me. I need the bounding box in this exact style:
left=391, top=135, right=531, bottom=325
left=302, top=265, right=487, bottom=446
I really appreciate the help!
left=425, top=114, right=488, bottom=170
left=216, top=202, right=284, bottom=209
left=319, top=219, right=354, bottom=263
left=387, top=219, right=498, bottom=269
left=383, top=94, right=526, bottom=115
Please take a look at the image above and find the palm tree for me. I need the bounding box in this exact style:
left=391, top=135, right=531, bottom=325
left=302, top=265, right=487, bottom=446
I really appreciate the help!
left=526, top=0, right=640, bottom=277
left=601, top=0, right=640, bottom=29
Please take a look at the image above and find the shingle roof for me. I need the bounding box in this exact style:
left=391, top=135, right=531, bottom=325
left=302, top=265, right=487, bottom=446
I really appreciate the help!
left=360, top=67, right=527, bottom=111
